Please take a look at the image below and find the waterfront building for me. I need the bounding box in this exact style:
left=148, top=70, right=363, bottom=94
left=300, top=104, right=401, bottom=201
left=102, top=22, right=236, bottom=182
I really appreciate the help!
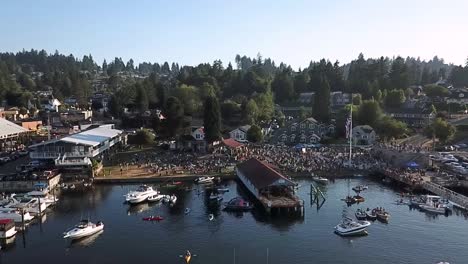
left=270, top=117, right=334, bottom=145
left=352, top=125, right=376, bottom=145
left=29, top=125, right=124, bottom=172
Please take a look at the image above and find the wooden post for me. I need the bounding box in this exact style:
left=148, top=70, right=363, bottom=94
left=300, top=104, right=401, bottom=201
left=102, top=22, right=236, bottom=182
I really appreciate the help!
left=38, top=196, right=42, bottom=218
left=21, top=208, right=25, bottom=230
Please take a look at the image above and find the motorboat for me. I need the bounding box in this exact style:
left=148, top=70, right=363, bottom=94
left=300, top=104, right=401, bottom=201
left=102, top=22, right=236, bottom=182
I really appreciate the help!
left=24, top=192, right=58, bottom=206
left=208, top=214, right=214, bottom=221
left=124, top=185, right=158, bottom=204
left=393, top=199, right=408, bottom=205
left=312, top=176, right=328, bottom=184
left=0, top=208, right=34, bottom=222
left=335, top=216, right=371, bottom=236
left=419, top=197, right=449, bottom=214
left=63, top=220, right=104, bottom=240
left=147, top=194, right=164, bottom=202
left=419, top=204, right=446, bottom=214
left=223, top=197, right=254, bottom=211
left=209, top=194, right=223, bottom=202
left=365, top=209, right=377, bottom=221
left=142, top=215, right=164, bottom=221
left=375, top=208, right=390, bottom=222
left=6, top=195, right=48, bottom=214
left=169, top=195, right=177, bottom=204
left=194, top=177, right=214, bottom=184
left=216, top=188, right=229, bottom=193
left=355, top=209, right=367, bottom=220
left=0, top=219, right=17, bottom=239
left=352, top=185, right=368, bottom=192
left=353, top=195, right=365, bottom=203
left=343, top=196, right=357, bottom=204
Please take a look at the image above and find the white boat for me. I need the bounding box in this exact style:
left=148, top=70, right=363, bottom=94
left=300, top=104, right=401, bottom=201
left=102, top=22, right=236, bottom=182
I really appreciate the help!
left=124, top=185, right=158, bottom=204
left=147, top=194, right=164, bottom=202
left=194, top=177, right=214, bottom=184
left=216, top=188, right=229, bottom=193
left=0, top=208, right=34, bottom=223
left=419, top=204, right=446, bottom=214
left=169, top=195, right=177, bottom=204
left=208, top=214, right=214, bottom=221
left=0, top=219, right=17, bottom=239
left=312, top=176, right=328, bottom=184
left=335, top=216, right=371, bottom=236
left=63, top=220, right=104, bottom=240
left=6, top=195, right=48, bottom=214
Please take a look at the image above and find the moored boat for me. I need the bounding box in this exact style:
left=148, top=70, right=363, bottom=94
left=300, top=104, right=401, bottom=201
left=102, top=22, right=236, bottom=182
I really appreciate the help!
left=124, top=185, right=158, bottom=204
left=0, top=208, right=34, bottom=223
left=194, top=177, right=214, bottom=184
left=365, top=208, right=377, bottom=221
left=353, top=195, right=365, bottom=203
left=63, top=220, right=104, bottom=240
left=312, top=176, right=329, bottom=184
left=147, top=194, right=164, bottom=202
left=355, top=209, right=367, bottom=220
left=0, top=219, right=17, bottom=239
left=142, top=215, right=164, bottom=221
left=352, top=185, right=368, bottom=192
left=223, top=197, right=254, bottom=211
left=335, top=216, right=371, bottom=236
left=375, top=208, right=390, bottom=222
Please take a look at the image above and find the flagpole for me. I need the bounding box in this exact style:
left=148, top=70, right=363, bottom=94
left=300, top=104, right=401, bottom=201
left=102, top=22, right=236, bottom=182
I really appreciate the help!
left=349, top=105, right=352, bottom=166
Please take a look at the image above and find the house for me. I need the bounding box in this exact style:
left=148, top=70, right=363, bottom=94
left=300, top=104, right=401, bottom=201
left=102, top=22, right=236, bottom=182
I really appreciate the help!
left=191, top=126, right=205, bottom=141
left=29, top=126, right=124, bottom=172
left=352, top=125, right=376, bottom=145
left=386, top=100, right=434, bottom=128
left=229, top=125, right=250, bottom=142
left=270, top=117, right=335, bottom=145
left=20, top=120, right=43, bottom=131
left=330, top=91, right=352, bottom=111
left=445, top=88, right=468, bottom=105
left=41, top=98, right=62, bottom=112
left=60, top=110, right=93, bottom=123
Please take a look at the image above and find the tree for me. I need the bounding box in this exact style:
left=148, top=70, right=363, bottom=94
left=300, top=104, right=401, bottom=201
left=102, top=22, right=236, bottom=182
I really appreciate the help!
left=247, top=124, right=263, bottom=143
left=272, top=69, right=294, bottom=103
left=376, top=116, right=407, bottom=141
left=352, top=94, right=362, bottom=105
left=299, top=106, right=308, bottom=119
left=424, top=118, right=456, bottom=144
left=254, top=90, right=274, bottom=122
left=357, top=100, right=382, bottom=127
left=385, top=89, right=406, bottom=108
left=174, top=84, right=201, bottom=115
left=389, top=56, right=409, bottom=90
left=164, top=97, right=184, bottom=137
left=424, top=84, right=449, bottom=98
left=134, top=129, right=155, bottom=147
left=203, top=96, right=221, bottom=143
left=221, top=100, right=241, bottom=122
left=243, top=99, right=259, bottom=125
left=135, top=84, right=149, bottom=113
left=312, top=75, right=331, bottom=123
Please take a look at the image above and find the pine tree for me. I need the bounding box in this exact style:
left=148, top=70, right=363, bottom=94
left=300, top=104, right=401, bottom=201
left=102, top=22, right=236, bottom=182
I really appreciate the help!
left=203, top=96, right=221, bottom=143
left=312, top=74, right=331, bottom=123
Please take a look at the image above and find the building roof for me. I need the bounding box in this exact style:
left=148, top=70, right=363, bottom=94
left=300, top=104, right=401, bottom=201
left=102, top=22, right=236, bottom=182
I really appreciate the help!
left=222, top=138, right=244, bottom=148
left=237, top=158, right=296, bottom=189
left=0, top=118, right=28, bottom=138
left=238, top=125, right=251, bottom=133
left=353, top=125, right=374, bottom=134
left=61, top=127, right=122, bottom=146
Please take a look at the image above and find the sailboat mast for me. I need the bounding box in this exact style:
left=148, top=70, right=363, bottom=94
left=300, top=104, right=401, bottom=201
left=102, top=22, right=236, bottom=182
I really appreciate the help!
left=349, top=106, right=352, bottom=166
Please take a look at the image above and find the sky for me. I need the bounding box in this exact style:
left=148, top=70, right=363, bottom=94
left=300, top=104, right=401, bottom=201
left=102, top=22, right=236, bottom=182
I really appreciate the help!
left=1, top=0, right=468, bottom=69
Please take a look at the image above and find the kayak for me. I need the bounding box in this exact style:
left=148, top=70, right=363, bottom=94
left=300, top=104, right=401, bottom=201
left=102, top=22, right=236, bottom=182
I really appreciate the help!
left=142, top=216, right=164, bottom=221
left=185, top=254, right=191, bottom=263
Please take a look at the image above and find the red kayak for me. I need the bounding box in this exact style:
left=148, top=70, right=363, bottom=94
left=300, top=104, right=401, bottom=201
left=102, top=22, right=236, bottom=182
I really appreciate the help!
left=142, top=216, right=164, bottom=221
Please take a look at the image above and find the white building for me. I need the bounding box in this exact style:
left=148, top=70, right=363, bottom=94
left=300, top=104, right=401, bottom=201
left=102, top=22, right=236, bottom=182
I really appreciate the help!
left=191, top=127, right=205, bottom=141
left=229, top=125, right=251, bottom=142
left=352, top=125, right=376, bottom=145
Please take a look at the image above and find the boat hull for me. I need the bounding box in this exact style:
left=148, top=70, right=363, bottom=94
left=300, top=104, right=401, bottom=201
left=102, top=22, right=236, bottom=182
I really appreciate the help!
left=64, top=225, right=104, bottom=240
left=334, top=226, right=368, bottom=236
left=0, top=228, right=17, bottom=239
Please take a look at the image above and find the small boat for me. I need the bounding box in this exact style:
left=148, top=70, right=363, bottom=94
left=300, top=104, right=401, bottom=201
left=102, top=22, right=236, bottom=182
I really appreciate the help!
left=194, top=177, right=214, bottom=184
left=0, top=208, right=34, bottom=223
left=375, top=208, right=390, bottom=222
left=352, top=185, right=368, bottom=192
left=353, top=195, right=365, bottom=203
left=69, top=184, right=76, bottom=190
left=343, top=196, right=357, bottom=204
left=169, top=195, right=177, bottom=204
left=147, top=194, right=164, bottom=202
left=216, top=188, right=229, bottom=193
left=142, top=215, right=164, bottom=221
left=419, top=204, right=446, bottom=214
left=208, top=214, right=214, bottom=221
left=209, top=194, right=223, bottom=202
left=0, top=219, right=17, bottom=239
left=335, top=216, right=371, bottom=236
left=312, top=176, right=328, bottom=184
left=63, top=220, right=104, bottom=239
left=355, top=209, right=367, bottom=220
left=393, top=199, right=408, bottom=205
left=223, top=197, right=254, bottom=211
left=183, top=250, right=192, bottom=263
left=124, top=185, right=158, bottom=204
left=184, top=208, right=191, bottom=215
left=365, top=209, right=377, bottom=221
left=353, top=174, right=364, bottom=177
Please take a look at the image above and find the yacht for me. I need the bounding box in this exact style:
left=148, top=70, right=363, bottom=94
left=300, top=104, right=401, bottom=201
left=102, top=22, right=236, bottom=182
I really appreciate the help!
left=6, top=195, right=48, bottom=214
left=335, top=216, right=371, bottom=236
left=0, top=208, right=34, bottom=222
left=147, top=194, right=164, bottom=202
left=124, top=185, right=158, bottom=204
left=0, top=219, right=17, bottom=239
left=194, top=177, right=214, bottom=184
left=63, top=220, right=104, bottom=240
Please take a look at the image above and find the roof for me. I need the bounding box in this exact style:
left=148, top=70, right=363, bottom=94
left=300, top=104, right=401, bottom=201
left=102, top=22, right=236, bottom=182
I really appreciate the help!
left=237, top=158, right=296, bottom=189
left=222, top=138, right=244, bottom=148
left=353, top=125, right=374, bottom=134
left=238, top=125, right=251, bottom=133
left=0, top=118, right=28, bottom=138
left=61, top=127, right=122, bottom=146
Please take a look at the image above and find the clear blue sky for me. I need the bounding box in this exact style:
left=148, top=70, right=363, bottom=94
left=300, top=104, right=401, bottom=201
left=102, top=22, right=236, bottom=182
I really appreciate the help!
left=2, top=0, right=467, bottom=69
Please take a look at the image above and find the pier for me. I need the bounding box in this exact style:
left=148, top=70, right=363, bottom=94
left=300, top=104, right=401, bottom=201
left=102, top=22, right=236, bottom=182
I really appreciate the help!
left=422, top=181, right=468, bottom=210
left=236, top=158, right=304, bottom=216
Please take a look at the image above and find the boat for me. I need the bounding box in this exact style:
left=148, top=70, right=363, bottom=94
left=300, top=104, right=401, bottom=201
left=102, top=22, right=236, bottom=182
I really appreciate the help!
left=353, top=174, right=364, bottom=178
left=183, top=251, right=192, bottom=263
left=169, top=195, right=177, bottom=204
left=352, top=185, right=368, bottom=192
left=6, top=195, right=48, bottom=214
left=335, top=215, right=371, bottom=236
left=343, top=196, right=356, bottom=204
left=194, top=177, right=214, bottom=184
left=419, top=197, right=449, bottom=214
left=124, top=185, right=158, bottom=204
left=147, top=194, right=164, bottom=202
left=208, top=214, right=214, bottom=221
left=375, top=208, right=390, bottom=222
left=0, top=208, right=34, bottom=223
left=209, top=194, right=223, bottom=202
left=24, top=191, right=58, bottom=206
left=312, top=176, right=328, bottom=184
left=353, top=195, right=365, bottom=203
left=365, top=209, right=377, bottom=220
left=0, top=219, right=17, bottom=239
left=355, top=209, right=367, bottom=220
left=63, top=220, right=104, bottom=240
left=184, top=208, right=191, bottom=215
left=142, top=215, right=164, bottom=221
left=216, top=188, right=229, bottom=193
left=393, top=199, right=408, bottom=205
left=419, top=204, right=446, bottom=214
left=223, top=197, right=254, bottom=211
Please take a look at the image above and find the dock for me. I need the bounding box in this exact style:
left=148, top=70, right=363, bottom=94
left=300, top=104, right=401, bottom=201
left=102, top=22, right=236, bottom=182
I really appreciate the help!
left=422, top=181, right=468, bottom=210
left=236, top=158, right=304, bottom=216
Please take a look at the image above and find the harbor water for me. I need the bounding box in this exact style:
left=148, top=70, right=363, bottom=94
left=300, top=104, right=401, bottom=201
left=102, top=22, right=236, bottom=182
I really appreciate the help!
left=2, top=178, right=468, bottom=264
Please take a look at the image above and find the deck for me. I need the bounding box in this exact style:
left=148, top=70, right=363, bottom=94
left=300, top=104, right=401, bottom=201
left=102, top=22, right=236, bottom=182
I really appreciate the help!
left=259, top=195, right=301, bottom=208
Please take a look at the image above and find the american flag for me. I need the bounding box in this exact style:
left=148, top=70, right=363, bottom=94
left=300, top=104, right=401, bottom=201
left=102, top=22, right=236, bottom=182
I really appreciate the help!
left=345, top=111, right=352, bottom=139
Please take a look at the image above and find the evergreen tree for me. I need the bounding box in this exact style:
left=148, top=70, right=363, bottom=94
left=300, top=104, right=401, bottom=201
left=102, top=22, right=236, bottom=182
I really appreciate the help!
left=135, top=84, right=149, bottom=113
left=203, top=95, right=221, bottom=143
left=247, top=124, right=263, bottom=142
left=164, top=97, right=184, bottom=137
left=312, top=75, right=331, bottom=123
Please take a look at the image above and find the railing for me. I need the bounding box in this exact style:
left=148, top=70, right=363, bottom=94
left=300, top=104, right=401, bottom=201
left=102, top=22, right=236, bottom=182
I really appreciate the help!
left=55, top=157, right=91, bottom=166
left=30, top=151, right=93, bottom=159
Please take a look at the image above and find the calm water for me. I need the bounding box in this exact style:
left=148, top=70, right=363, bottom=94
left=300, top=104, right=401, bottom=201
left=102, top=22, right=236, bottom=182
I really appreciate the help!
left=1, top=178, right=467, bottom=264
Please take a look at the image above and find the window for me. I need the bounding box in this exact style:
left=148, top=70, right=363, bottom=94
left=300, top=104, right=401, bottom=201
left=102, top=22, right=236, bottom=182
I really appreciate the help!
left=300, top=134, right=306, bottom=143
left=300, top=123, right=306, bottom=129
left=196, top=134, right=200, bottom=139
left=290, top=134, right=296, bottom=142
left=309, top=123, right=314, bottom=129
left=309, top=136, right=317, bottom=143
left=291, top=124, right=297, bottom=132
left=280, top=134, right=287, bottom=142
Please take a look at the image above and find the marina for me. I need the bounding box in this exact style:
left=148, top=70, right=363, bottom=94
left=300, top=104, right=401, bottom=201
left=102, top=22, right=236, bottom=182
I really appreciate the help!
left=0, top=178, right=467, bottom=264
